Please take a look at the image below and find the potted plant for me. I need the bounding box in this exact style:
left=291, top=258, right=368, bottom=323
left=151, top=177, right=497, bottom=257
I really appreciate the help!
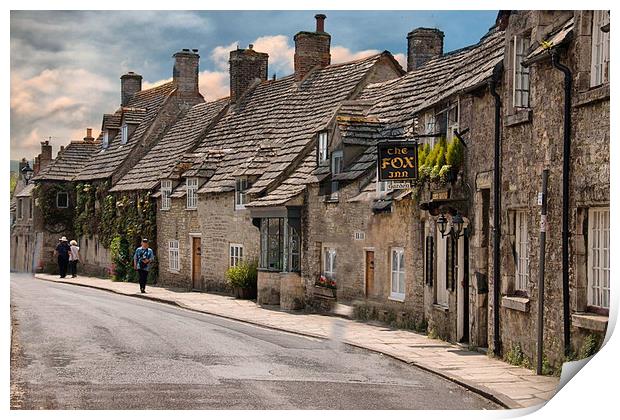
left=225, top=259, right=258, bottom=299
left=313, top=274, right=337, bottom=298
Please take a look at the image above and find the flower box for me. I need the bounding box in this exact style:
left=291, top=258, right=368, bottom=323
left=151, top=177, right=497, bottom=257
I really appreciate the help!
left=313, top=285, right=336, bottom=299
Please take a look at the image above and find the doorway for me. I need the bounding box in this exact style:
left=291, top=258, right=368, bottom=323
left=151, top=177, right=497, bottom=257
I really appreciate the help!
left=457, top=233, right=470, bottom=343
left=365, top=250, right=375, bottom=297
left=192, top=236, right=202, bottom=290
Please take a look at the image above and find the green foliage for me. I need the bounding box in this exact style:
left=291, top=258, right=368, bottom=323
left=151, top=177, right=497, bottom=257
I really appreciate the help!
left=225, top=259, right=258, bottom=289
left=417, top=137, right=464, bottom=185
left=427, top=327, right=439, bottom=339
left=33, top=182, right=75, bottom=235
left=446, top=137, right=464, bottom=168
left=580, top=334, right=600, bottom=359
left=109, top=236, right=132, bottom=281
left=505, top=342, right=532, bottom=369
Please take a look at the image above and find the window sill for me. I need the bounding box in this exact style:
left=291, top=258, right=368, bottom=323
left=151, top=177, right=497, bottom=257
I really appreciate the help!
left=504, top=109, right=532, bottom=127
left=324, top=197, right=339, bottom=203
left=502, top=295, right=530, bottom=312
left=185, top=207, right=197, bottom=211
left=433, top=303, right=449, bottom=313
left=168, top=269, right=180, bottom=274
left=574, top=83, right=609, bottom=108
left=571, top=312, right=608, bottom=332
left=388, top=293, right=405, bottom=302
left=235, top=205, right=247, bottom=211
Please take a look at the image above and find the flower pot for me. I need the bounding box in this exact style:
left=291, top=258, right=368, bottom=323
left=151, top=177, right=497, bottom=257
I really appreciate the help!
left=313, top=285, right=336, bottom=299
left=234, top=286, right=257, bottom=300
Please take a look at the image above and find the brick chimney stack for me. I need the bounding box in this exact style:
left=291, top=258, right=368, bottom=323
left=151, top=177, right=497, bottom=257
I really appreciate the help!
left=83, top=127, right=95, bottom=143
left=406, top=28, right=444, bottom=71
left=39, top=140, right=52, bottom=171
left=294, top=14, right=331, bottom=81
left=173, top=49, right=200, bottom=98
left=229, top=44, right=269, bottom=103
left=18, top=158, right=27, bottom=181
left=120, top=71, right=142, bottom=106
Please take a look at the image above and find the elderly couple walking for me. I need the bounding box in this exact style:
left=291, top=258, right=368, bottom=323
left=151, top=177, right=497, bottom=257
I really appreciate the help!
left=55, top=236, right=80, bottom=278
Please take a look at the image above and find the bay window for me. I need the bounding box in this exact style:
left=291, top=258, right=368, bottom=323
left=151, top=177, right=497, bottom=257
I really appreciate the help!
left=259, top=216, right=301, bottom=272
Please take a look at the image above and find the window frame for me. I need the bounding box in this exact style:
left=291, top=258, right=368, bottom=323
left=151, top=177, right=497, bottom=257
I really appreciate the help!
left=514, top=210, right=530, bottom=293
left=587, top=207, right=610, bottom=310
left=330, top=150, right=344, bottom=200
left=161, top=180, right=172, bottom=211
left=102, top=130, right=109, bottom=149
left=590, top=10, right=610, bottom=87
left=318, top=131, right=329, bottom=164
left=168, top=239, right=180, bottom=272
left=323, top=247, right=337, bottom=280
left=513, top=35, right=531, bottom=108
left=235, top=176, right=249, bottom=210
left=121, top=124, right=129, bottom=145
left=56, top=191, right=69, bottom=209
left=390, top=247, right=406, bottom=301
left=186, top=178, right=198, bottom=210
left=229, top=243, right=244, bottom=267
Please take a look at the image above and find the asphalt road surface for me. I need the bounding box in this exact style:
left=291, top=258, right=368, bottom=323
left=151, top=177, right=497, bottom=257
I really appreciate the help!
left=10, top=273, right=498, bottom=410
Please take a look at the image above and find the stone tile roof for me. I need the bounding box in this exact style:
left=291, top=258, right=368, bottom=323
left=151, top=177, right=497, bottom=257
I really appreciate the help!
left=32, top=140, right=101, bottom=182
left=523, top=17, right=574, bottom=66
left=192, top=53, right=389, bottom=196
left=14, top=183, right=35, bottom=198
left=74, top=81, right=177, bottom=182
left=110, top=97, right=228, bottom=191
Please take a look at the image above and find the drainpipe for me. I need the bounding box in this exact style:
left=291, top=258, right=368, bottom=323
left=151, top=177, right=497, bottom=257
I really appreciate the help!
left=551, top=49, right=572, bottom=357
left=489, top=61, right=503, bottom=356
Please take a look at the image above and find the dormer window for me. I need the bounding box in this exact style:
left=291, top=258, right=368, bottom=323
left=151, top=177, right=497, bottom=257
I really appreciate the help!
left=318, top=131, right=329, bottom=164
left=186, top=178, right=198, bottom=209
left=377, top=167, right=388, bottom=198
left=235, top=176, right=249, bottom=210
left=330, top=150, right=343, bottom=201
left=161, top=180, right=172, bottom=210
left=121, top=124, right=129, bottom=145
left=102, top=130, right=109, bottom=149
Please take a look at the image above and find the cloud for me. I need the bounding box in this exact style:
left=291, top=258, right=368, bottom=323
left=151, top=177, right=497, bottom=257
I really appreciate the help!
left=331, top=46, right=381, bottom=64
left=251, top=35, right=294, bottom=77
left=393, top=53, right=407, bottom=70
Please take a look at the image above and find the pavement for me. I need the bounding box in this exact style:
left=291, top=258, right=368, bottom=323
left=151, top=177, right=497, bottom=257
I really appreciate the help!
left=32, top=272, right=560, bottom=409
left=11, top=274, right=497, bottom=410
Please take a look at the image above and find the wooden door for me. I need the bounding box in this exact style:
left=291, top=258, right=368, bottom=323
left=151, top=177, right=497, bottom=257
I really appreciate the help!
left=192, top=237, right=202, bottom=290
left=365, top=251, right=375, bottom=297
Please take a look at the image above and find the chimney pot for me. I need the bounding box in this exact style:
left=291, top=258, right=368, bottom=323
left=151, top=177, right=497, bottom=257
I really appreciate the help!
left=294, top=14, right=331, bottom=81
left=315, top=14, right=326, bottom=32
left=248, top=44, right=254, bottom=50
left=84, top=127, right=95, bottom=143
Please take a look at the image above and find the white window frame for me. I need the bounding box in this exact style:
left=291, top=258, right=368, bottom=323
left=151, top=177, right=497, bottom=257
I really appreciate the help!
left=587, top=207, right=610, bottom=309
left=186, top=178, right=198, bottom=209
left=390, top=247, right=406, bottom=301
left=436, top=227, right=449, bottom=307
left=168, top=240, right=180, bottom=272
left=513, top=35, right=531, bottom=108
left=102, top=130, right=109, bottom=149
left=318, top=131, right=329, bottom=164
left=446, top=102, right=459, bottom=140
left=323, top=247, right=336, bottom=280
left=514, top=210, right=530, bottom=292
left=229, top=243, right=244, bottom=267
left=56, top=192, right=69, bottom=208
left=121, top=124, right=129, bottom=145
left=17, top=198, right=23, bottom=219
left=330, top=150, right=343, bottom=200
left=590, top=10, right=610, bottom=87
left=235, top=176, right=248, bottom=210
left=161, top=180, right=172, bottom=211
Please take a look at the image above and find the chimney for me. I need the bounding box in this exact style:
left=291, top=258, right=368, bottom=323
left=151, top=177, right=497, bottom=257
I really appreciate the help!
left=406, top=28, right=444, bottom=71
left=229, top=44, right=268, bottom=103
left=173, top=49, right=200, bottom=98
left=120, top=71, right=142, bottom=106
left=83, top=128, right=95, bottom=143
left=39, top=140, right=52, bottom=171
left=294, top=14, right=331, bottom=81
left=34, top=156, right=40, bottom=175
left=18, top=158, right=27, bottom=181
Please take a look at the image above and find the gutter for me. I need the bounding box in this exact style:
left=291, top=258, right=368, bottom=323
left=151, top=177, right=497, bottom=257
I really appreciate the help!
left=488, top=61, right=503, bottom=356
left=550, top=48, right=572, bottom=357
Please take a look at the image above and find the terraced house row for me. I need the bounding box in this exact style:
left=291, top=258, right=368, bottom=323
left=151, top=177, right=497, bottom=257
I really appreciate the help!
left=11, top=10, right=609, bottom=371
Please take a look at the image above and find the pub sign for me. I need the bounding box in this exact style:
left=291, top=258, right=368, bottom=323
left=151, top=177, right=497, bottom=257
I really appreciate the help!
left=377, top=142, right=418, bottom=181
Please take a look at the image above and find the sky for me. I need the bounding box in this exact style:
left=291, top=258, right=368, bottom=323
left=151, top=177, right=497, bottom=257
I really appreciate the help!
left=10, top=10, right=498, bottom=160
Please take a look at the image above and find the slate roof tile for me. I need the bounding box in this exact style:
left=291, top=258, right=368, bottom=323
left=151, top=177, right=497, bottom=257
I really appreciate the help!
left=32, top=140, right=101, bottom=182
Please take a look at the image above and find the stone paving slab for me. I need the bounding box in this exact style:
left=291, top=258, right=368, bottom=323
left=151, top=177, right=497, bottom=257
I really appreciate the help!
left=32, top=273, right=560, bottom=409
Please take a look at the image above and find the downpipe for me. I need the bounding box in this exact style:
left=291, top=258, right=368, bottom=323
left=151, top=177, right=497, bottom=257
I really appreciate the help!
left=551, top=50, right=572, bottom=357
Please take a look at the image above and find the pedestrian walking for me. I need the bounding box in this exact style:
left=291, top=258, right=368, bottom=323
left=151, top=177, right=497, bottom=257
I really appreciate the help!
left=69, top=240, right=80, bottom=278
left=133, top=238, right=155, bottom=293
left=55, top=237, right=71, bottom=278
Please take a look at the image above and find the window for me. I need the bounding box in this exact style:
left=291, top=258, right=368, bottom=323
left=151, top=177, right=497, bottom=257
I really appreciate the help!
left=590, top=10, right=610, bottom=87
left=235, top=177, right=248, bottom=210
left=17, top=198, right=23, bottom=219
left=121, top=124, right=129, bottom=145
left=354, top=231, right=365, bottom=241
left=161, top=180, right=172, bottom=210
left=102, top=130, right=109, bottom=149
left=436, top=227, right=449, bottom=306
left=186, top=178, right=198, bottom=209
left=260, top=218, right=284, bottom=271
left=323, top=247, right=336, bottom=280
left=28, top=199, right=33, bottom=219
left=330, top=150, right=344, bottom=200
left=390, top=248, right=405, bottom=301
left=318, top=131, right=329, bottom=164
left=588, top=207, right=609, bottom=309
left=514, top=211, right=530, bottom=292
left=230, top=244, right=244, bottom=267
left=56, top=192, right=69, bottom=208
left=377, top=167, right=388, bottom=197
left=168, top=240, right=179, bottom=271
left=513, top=35, right=530, bottom=108
left=446, top=103, right=459, bottom=140
left=289, top=224, right=300, bottom=272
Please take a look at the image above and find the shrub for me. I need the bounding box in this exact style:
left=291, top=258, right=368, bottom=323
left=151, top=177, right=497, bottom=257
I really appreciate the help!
left=445, top=137, right=464, bottom=168
left=580, top=334, right=600, bottom=359
left=225, top=259, right=258, bottom=289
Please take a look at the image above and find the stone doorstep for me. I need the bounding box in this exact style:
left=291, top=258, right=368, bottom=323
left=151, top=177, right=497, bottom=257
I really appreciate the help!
left=32, top=273, right=559, bottom=409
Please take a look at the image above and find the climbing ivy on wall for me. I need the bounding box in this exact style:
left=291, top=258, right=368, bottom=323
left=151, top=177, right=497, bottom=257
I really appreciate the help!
left=33, top=182, right=75, bottom=235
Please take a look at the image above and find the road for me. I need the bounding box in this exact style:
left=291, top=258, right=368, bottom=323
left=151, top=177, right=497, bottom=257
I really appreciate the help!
left=10, top=273, right=498, bottom=409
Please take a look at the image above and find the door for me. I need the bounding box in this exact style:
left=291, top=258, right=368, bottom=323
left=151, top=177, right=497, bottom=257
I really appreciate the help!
left=192, top=237, right=202, bottom=290
left=457, top=234, right=470, bottom=343
left=365, top=250, right=375, bottom=297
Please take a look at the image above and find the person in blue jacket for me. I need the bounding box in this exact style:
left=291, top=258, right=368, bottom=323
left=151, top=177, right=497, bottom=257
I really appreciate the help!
left=133, top=238, right=155, bottom=293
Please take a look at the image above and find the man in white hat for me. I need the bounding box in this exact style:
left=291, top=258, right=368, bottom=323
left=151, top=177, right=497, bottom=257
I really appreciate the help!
left=54, top=236, right=71, bottom=278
